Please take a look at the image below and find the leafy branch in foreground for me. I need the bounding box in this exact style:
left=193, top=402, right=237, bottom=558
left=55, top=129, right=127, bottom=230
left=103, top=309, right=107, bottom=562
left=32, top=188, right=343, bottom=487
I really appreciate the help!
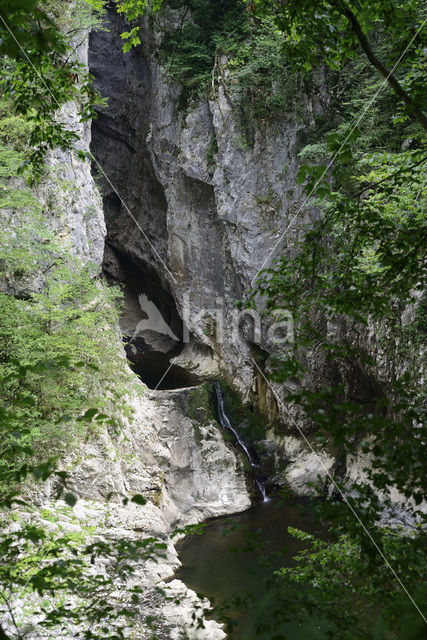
left=0, top=357, right=171, bottom=640
left=277, top=527, right=427, bottom=640
left=252, top=0, right=427, bottom=129
left=247, top=20, right=427, bottom=636
left=0, top=90, right=180, bottom=638
left=0, top=0, right=108, bottom=181
left=0, top=0, right=164, bottom=180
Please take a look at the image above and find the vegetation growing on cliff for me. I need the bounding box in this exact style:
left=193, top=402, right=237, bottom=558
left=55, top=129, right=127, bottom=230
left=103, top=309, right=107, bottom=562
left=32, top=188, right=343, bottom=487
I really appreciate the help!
left=0, top=91, right=162, bottom=638
left=157, top=0, right=247, bottom=106
left=157, top=0, right=311, bottom=140
left=0, top=0, right=108, bottom=180
left=0, top=99, right=135, bottom=482
left=245, top=2, right=427, bottom=637
left=0, top=0, right=426, bottom=638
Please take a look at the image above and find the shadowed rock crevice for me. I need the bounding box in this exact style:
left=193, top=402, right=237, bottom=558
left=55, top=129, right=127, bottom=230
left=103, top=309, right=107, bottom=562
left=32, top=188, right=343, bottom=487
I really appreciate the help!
left=130, top=351, right=202, bottom=390
left=103, top=245, right=203, bottom=390
left=89, top=10, right=397, bottom=499
left=104, top=245, right=183, bottom=347
left=89, top=14, right=169, bottom=277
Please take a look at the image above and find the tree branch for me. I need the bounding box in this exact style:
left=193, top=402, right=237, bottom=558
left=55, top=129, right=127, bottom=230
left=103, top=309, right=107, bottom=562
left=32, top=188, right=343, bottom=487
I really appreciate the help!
left=351, top=154, right=427, bottom=199
left=338, top=3, right=427, bottom=130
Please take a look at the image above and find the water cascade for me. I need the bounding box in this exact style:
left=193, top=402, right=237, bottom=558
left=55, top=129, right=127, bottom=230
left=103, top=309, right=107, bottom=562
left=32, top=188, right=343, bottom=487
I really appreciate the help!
left=215, top=382, right=269, bottom=501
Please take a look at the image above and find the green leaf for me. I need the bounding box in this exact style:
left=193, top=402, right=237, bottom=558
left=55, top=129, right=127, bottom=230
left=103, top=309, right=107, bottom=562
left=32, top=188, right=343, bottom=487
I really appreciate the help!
left=64, top=492, right=77, bottom=507
left=78, top=408, right=98, bottom=422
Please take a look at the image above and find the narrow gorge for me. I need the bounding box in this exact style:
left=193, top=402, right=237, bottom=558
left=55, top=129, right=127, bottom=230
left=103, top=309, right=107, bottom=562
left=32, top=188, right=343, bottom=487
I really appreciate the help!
left=0, top=1, right=426, bottom=639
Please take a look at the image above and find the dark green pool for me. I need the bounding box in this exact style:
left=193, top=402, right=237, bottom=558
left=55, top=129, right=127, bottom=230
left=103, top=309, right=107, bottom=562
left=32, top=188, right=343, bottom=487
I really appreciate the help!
left=176, top=497, right=329, bottom=639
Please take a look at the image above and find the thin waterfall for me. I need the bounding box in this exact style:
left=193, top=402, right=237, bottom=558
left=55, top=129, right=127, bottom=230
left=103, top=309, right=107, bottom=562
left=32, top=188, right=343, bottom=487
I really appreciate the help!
left=215, top=382, right=269, bottom=502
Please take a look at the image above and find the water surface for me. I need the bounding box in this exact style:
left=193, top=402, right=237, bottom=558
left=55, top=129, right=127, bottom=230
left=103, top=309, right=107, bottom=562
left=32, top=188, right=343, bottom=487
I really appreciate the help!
left=176, top=497, right=329, bottom=639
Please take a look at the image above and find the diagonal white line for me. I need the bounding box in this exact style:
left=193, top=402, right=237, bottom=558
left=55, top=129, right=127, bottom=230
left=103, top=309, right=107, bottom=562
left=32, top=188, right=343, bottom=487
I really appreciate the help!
left=251, top=357, right=427, bottom=623
left=0, top=12, right=177, bottom=285
left=151, top=361, right=174, bottom=391
left=14, top=356, right=176, bottom=602
left=251, top=18, right=427, bottom=286
left=0, top=9, right=176, bottom=618
left=0, top=11, right=180, bottom=605
left=90, top=154, right=177, bottom=284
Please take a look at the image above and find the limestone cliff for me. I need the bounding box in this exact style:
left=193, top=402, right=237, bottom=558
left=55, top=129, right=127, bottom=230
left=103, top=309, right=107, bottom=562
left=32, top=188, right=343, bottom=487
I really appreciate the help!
left=88, top=10, right=423, bottom=510
left=88, top=11, right=338, bottom=494
left=1, top=27, right=250, bottom=640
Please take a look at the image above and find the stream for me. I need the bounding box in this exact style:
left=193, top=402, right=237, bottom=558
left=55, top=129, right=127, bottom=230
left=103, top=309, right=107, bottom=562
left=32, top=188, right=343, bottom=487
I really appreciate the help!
left=176, top=497, right=328, bottom=639
left=215, top=383, right=268, bottom=502
left=176, top=384, right=329, bottom=639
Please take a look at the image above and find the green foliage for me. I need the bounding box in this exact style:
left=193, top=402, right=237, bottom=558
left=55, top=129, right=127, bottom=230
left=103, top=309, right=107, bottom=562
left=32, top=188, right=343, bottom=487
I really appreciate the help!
left=240, top=4, right=427, bottom=636
left=249, top=39, right=427, bottom=640
left=0, top=107, right=133, bottom=483
left=116, top=0, right=162, bottom=20
left=0, top=84, right=179, bottom=636
left=1, top=1, right=426, bottom=637
left=206, top=133, right=218, bottom=167
left=0, top=262, right=131, bottom=473
left=252, top=0, right=427, bottom=129
left=253, top=0, right=413, bottom=70
left=158, top=0, right=309, bottom=135
left=158, top=0, right=426, bottom=138
left=0, top=493, right=168, bottom=638
left=0, top=0, right=107, bottom=181
left=226, top=17, right=309, bottom=137
left=283, top=147, right=427, bottom=321
left=218, top=380, right=266, bottom=443
left=276, top=526, right=427, bottom=640
left=158, top=0, right=248, bottom=108
left=415, top=290, right=427, bottom=333
left=0, top=357, right=171, bottom=640
left=187, top=384, right=216, bottom=424
left=120, top=25, right=142, bottom=52
left=0, top=100, right=33, bottom=152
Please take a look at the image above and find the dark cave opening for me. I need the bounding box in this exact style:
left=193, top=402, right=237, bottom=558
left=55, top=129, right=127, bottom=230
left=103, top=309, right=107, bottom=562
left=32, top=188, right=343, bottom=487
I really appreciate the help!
left=103, top=245, right=183, bottom=347
left=128, top=350, right=201, bottom=390
left=103, top=245, right=202, bottom=390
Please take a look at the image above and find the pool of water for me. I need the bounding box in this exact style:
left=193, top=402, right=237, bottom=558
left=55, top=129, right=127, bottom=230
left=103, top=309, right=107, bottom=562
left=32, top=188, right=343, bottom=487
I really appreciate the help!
left=176, top=497, right=329, bottom=639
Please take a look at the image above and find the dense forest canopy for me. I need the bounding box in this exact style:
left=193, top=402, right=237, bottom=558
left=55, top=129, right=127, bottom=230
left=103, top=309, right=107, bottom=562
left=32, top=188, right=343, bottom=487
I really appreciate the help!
left=0, top=0, right=426, bottom=638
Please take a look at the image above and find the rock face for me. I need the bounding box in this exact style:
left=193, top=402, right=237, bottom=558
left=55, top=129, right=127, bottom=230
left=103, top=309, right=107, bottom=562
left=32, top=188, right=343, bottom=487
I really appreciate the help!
left=2, top=29, right=250, bottom=640
left=0, top=36, right=105, bottom=300
left=35, top=37, right=106, bottom=267
left=10, top=370, right=249, bottom=638
left=89, top=11, right=419, bottom=505
left=30, top=382, right=248, bottom=639
left=3, top=9, right=422, bottom=639
left=63, top=385, right=250, bottom=527
left=40, top=38, right=106, bottom=268
left=90, top=13, right=318, bottom=390
left=34, top=107, right=106, bottom=269
left=89, top=11, right=337, bottom=493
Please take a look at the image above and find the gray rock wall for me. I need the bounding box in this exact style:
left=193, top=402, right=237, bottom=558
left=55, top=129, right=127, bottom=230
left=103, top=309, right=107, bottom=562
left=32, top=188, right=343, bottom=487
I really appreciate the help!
left=88, top=11, right=421, bottom=508
left=2, top=28, right=250, bottom=640
left=89, top=11, right=337, bottom=492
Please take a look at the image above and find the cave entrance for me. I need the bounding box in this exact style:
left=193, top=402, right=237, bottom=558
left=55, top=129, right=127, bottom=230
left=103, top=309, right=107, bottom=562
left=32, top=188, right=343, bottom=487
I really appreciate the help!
left=104, top=245, right=183, bottom=351
left=129, top=351, right=201, bottom=390
left=103, top=245, right=202, bottom=390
